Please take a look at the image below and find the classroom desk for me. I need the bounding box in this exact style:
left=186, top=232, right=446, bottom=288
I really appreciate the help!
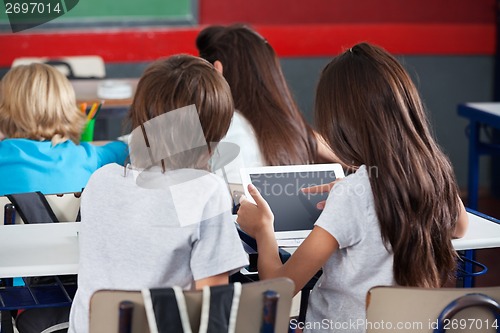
left=71, top=78, right=138, bottom=107
left=0, top=222, right=79, bottom=279
left=457, top=103, right=500, bottom=210
left=238, top=210, right=500, bottom=321
left=0, top=223, right=79, bottom=332
left=0, top=213, right=498, bottom=279
left=453, top=211, right=500, bottom=251
left=455, top=210, right=500, bottom=288
left=72, top=78, right=139, bottom=140
left=0, top=212, right=497, bottom=326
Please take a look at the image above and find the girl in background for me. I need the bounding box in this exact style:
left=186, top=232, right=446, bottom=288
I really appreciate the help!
left=196, top=24, right=338, bottom=183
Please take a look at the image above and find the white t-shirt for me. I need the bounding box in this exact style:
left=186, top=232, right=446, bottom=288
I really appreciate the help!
left=68, top=164, right=248, bottom=333
left=305, top=165, right=394, bottom=333
left=216, top=111, right=265, bottom=184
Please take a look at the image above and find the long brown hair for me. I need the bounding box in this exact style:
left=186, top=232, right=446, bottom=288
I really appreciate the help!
left=315, top=43, right=460, bottom=287
left=196, top=24, right=317, bottom=165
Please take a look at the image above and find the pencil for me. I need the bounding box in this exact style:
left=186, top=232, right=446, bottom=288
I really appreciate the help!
left=91, top=101, right=105, bottom=120
left=80, top=102, right=87, bottom=114
left=87, top=103, right=98, bottom=120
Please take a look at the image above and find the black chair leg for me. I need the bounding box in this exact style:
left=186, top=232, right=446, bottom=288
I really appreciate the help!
left=1, top=310, right=14, bottom=333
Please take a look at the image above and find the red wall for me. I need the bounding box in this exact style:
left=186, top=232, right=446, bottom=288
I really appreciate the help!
left=200, top=0, right=494, bottom=24
left=0, top=0, right=495, bottom=67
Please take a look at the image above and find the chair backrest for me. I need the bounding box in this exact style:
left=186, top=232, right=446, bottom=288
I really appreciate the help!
left=89, top=278, right=295, bottom=333
left=0, top=192, right=81, bottom=224
left=366, top=286, right=500, bottom=333
left=11, top=56, right=106, bottom=79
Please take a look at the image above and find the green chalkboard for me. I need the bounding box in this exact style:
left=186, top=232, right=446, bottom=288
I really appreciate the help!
left=0, top=0, right=196, bottom=32
left=62, top=0, right=193, bottom=21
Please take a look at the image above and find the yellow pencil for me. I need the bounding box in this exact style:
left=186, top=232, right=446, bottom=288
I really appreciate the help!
left=91, top=101, right=105, bottom=120
left=87, top=103, right=98, bottom=120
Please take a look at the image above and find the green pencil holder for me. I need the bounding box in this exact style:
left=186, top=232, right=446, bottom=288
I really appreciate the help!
left=80, top=119, right=96, bottom=142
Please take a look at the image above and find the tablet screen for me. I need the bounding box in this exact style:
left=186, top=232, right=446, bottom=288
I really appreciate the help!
left=240, top=164, right=344, bottom=238
left=250, top=171, right=336, bottom=232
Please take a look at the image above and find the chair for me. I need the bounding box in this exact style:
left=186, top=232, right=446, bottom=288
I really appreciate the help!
left=89, top=278, right=295, bottom=333
left=0, top=192, right=81, bottom=332
left=11, top=56, right=106, bottom=79
left=0, top=192, right=81, bottom=224
left=366, top=286, right=500, bottom=333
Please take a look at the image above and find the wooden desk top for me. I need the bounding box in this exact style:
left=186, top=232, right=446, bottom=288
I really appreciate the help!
left=72, top=78, right=138, bottom=107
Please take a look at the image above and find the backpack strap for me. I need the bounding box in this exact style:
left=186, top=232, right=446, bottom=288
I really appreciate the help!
left=143, top=286, right=192, bottom=333
left=76, top=207, right=81, bottom=222
left=142, top=283, right=242, bottom=333
left=75, top=189, right=84, bottom=222
left=199, top=283, right=242, bottom=333
left=6, top=192, right=58, bottom=223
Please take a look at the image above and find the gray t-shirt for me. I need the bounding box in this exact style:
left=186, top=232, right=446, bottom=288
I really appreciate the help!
left=68, top=164, right=248, bottom=333
left=305, top=165, right=394, bottom=333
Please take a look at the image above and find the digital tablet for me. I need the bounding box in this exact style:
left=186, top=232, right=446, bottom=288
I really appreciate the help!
left=240, top=164, right=345, bottom=240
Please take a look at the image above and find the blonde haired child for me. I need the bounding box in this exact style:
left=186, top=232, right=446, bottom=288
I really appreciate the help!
left=0, top=63, right=127, bottom=195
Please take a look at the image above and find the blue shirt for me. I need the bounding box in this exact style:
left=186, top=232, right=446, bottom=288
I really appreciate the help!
left=0, top=139, right=128, bottom=195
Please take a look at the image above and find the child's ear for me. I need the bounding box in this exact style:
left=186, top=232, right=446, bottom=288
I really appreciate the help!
left=214, top=60, right=224, bottom=74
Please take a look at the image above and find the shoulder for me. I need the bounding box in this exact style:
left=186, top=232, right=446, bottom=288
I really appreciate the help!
left=86, top=163, right=123, bottom=186
left=173, top=169, right=229, bottom=196
left=315, top=165, right=376, bottom=247
left=226, top=111, right=254, bottom=135
left=0, top=139, right=89, bottom=158
left=82, top=164, right=123, bottom=202
left=232, top=111, right=250, bottom=125
left=180, top=169, right=232, bottom=207
left=332, top=165, right=372, bottom=196
left=0, top=138, right=49, bottom=150
left=322, top=165, right=375, bottom=218
left=92, top=162, right=122, bottom=175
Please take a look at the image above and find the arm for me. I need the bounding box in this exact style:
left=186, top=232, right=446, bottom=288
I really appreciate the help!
left=96, top=140, right=128, bottom=166
left=195, top=272, right=229, bottom=289
left=90, top=140, right=111, bottom=146
left=237, top=184, right=338, bottom=294
left=192, top=180, right=249, bottom=290
left=273, top=226, right=338, bottom=295
left=453, top=197, right=469, bottom=238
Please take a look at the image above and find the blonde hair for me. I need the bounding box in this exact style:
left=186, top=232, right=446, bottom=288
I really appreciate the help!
left=0, top=63, right=86, bottom=145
